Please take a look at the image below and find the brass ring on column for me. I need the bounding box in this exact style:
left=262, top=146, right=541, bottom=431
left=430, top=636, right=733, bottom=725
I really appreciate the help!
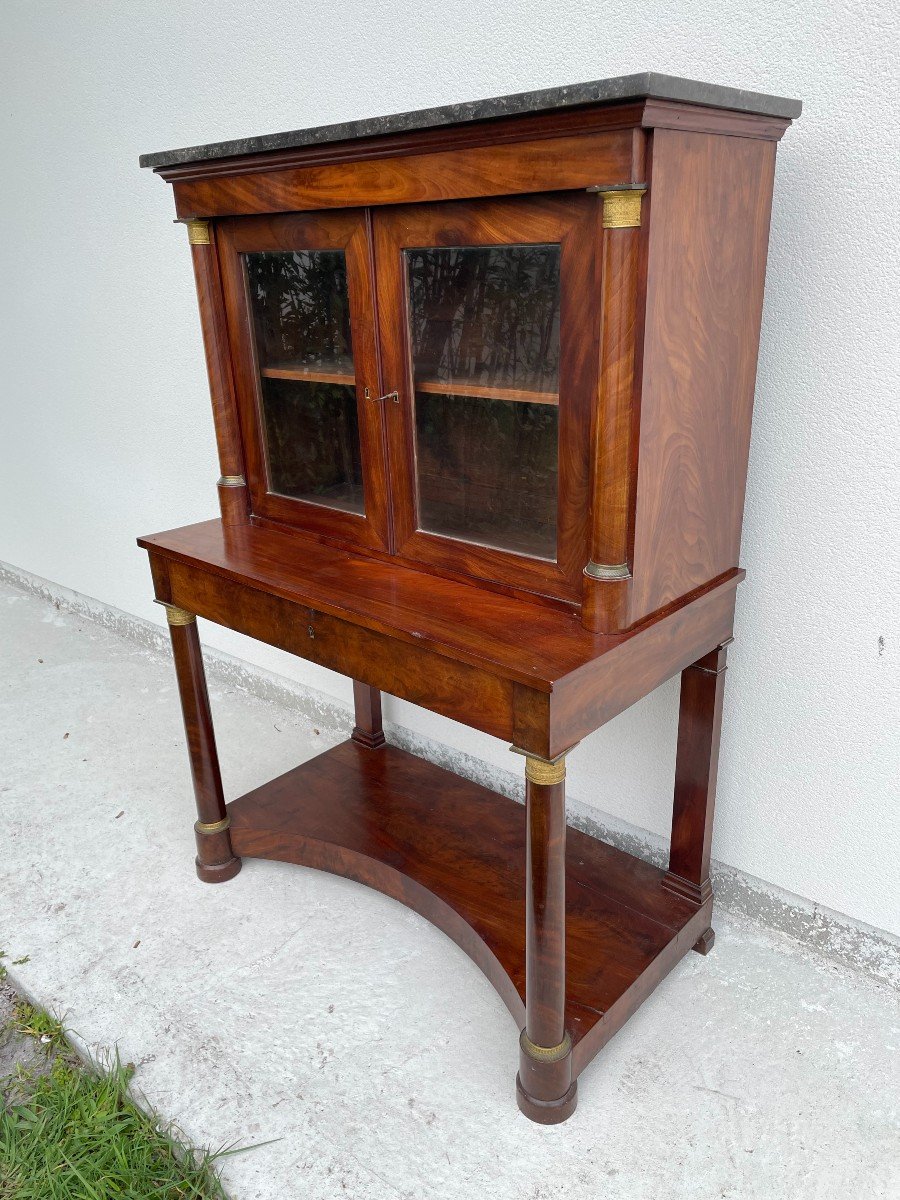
left=524, top=756, right=566, bottom=786
left=163, top=604, right=196, bottom=626
left=519, top=1030, right=572, bottom=1062
left=195, top=816, right=231, bottom=835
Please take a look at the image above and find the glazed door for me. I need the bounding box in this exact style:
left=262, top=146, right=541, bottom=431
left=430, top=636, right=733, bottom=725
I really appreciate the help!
left=373, top=193, right=597, bottom=601
left=217, top=211, right=390, bottom=551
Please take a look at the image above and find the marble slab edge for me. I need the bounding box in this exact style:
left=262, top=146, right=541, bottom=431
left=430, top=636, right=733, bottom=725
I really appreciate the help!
left=139, top=71, right=802, bottom=169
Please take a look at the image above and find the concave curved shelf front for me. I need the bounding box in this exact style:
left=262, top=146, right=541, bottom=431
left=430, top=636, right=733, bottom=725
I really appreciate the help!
left=227, top=741, right=709, bottom=1074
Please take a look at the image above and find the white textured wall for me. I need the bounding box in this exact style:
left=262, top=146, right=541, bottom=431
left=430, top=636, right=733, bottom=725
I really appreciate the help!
left=2, top=2, right=898, bottom=936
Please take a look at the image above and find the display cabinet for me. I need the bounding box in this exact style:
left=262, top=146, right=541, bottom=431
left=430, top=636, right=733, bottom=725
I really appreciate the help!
left=138, top=73, right=800, bottom=1123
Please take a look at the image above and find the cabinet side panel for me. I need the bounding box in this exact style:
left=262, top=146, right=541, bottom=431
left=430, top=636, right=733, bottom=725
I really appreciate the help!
left=630, top=130, right=777, bottom=622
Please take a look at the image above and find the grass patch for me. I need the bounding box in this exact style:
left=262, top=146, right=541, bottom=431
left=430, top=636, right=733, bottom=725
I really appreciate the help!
left=0, top=982, right=249, bottom=1200
left=8, top=1002, right=66, bottom=1052
left=1, top=1054, right=235, bottom=1199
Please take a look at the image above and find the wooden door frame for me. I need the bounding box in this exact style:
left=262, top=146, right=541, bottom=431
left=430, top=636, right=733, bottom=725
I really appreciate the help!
left=372, top=192, right=597, bottom=603
left=216, top=209, right=391, bottom=553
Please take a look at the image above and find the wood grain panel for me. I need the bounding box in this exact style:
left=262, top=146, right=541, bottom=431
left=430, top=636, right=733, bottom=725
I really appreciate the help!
left=630, top=130, right=777, bottom=622
left=155, top=100, right=787, bottom=193
left=140, top=519, right=582, bottom=688
left=139, top=520, right=734, bottom=695
left=227, top=740, right=708, bottom=1054
left=163, top=556, right=518, bottom=743
left=140, top=519, right=741, bottom=757
left=158, top=104, right=647, bottom=184
left=172, top=131, right=634, bottom=218
left=551, top=570, right=739, bottom=756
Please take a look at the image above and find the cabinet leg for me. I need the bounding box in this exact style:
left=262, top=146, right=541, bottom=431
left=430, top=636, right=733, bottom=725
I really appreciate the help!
left=164, top=604, right=241, bottom=883
left=693, top=927, right=716, bottom=956
left=516, top=753, right=576, bottom=1124
left=662, top=641, right=730, bottom=948
left=351, top=681, right=386, bottom=749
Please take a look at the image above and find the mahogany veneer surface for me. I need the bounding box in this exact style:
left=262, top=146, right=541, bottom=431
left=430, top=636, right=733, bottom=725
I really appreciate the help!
left=228, top=740, right=709, bottom=1072
left=139, top=518, right=739, bottom=691
left=141, top=518, right=592, bottom=687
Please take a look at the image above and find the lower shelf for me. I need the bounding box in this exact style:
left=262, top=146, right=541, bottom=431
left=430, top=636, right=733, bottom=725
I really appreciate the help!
left=227, top=741, right=710, bottom=1076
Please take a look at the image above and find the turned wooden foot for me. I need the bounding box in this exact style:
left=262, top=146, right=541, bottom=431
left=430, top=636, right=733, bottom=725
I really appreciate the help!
left=164, top=603, right=242, bottom=883
left=517, top=1027, right=577, bottom=1123
left=196, top=854, right=242, bottom=884
left=193, top=819, right=242, bottom=883
left=516, top=1073, right=578, bottom=1124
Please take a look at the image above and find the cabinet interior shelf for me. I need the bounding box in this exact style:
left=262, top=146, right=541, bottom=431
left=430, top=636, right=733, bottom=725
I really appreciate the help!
left=261, top=365, right=355, bottom=386
left=226, top=739, right=710, bottom=1069
left=259, top=364, right=559, bottom=405
left=415, top=378, right=559, bottom=405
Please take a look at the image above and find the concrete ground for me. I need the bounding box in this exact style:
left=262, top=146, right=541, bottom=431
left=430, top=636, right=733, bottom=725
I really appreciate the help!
left=1, top=577, right=898, bottom=1199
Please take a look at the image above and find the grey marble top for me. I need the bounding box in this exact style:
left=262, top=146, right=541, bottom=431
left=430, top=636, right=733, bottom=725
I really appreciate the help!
left=140, top=73, right=801, bottom=170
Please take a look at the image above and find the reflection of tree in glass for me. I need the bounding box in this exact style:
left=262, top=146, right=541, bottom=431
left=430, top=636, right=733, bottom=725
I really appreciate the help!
left=407, top=245, right=560, bottom=392
left=415, top=392, right=558, bottom=560
left=246, top=251, right=353, bottom=371
left=261, top=379, right=363, bottom=513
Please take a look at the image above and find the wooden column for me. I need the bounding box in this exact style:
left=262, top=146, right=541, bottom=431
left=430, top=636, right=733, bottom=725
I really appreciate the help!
left=183, top=218, right=249, bottom=527
left=165, top=604, right=241, bottom=883
left=350, top=681, right=386, bottom=749
left=582, top=184, right=646, bottom=634
left=516, top=753, right=576, bottom=1124
left=662, top=640, right=730, bottom=954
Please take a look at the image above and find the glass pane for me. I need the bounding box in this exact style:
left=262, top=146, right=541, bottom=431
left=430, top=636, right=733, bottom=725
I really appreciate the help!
left=243, top=250, right=363, bottom=514
left=406, top=245, right=560, bottom=559
left=246, top=250, right=353, bottom=374
left=415, top=392, right=558, bottom=559
left=407, top=244, right=560, bottom=394
left=259, top=379, right=363, bottom=513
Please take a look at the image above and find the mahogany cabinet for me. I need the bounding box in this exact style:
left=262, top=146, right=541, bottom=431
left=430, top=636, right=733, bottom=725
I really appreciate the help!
left=138, top=73, right=800, bottom=1123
